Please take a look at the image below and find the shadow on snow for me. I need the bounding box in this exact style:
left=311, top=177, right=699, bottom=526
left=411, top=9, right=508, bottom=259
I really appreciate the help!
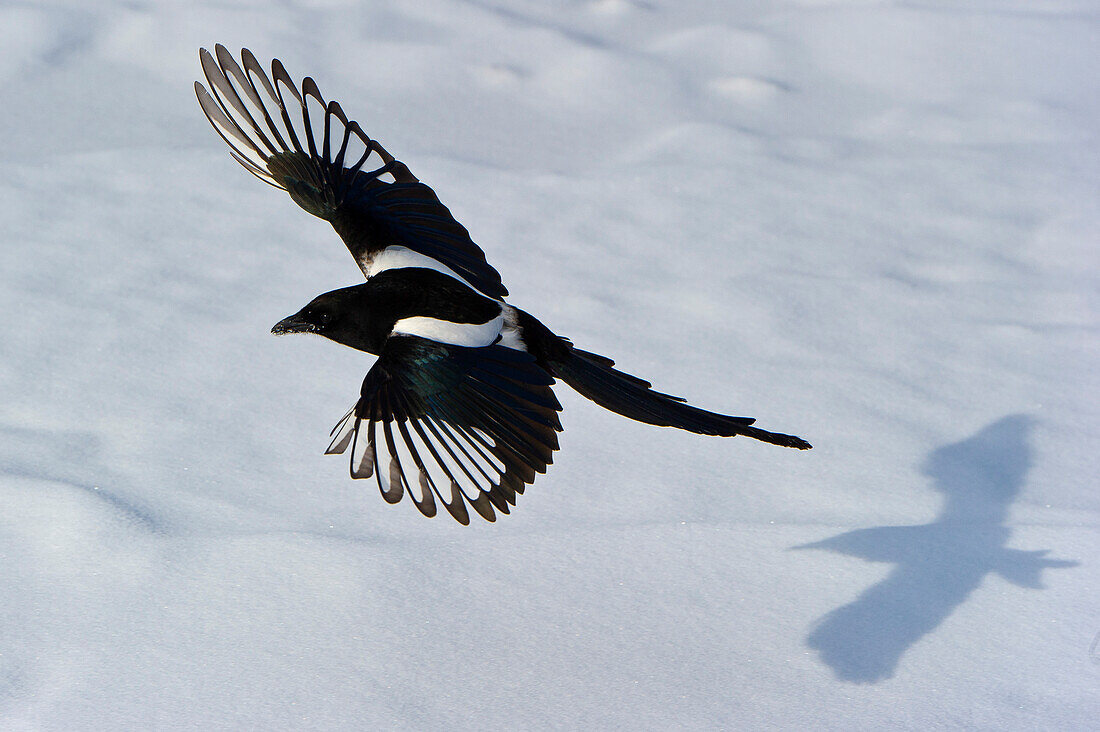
left=0, top=424, right=162, bottom=532
left=794, top=414, right=1076, bottom=683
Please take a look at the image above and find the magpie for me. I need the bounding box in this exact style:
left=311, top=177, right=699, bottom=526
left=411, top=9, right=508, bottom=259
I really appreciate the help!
left=198, top=46, right=812, bottom=524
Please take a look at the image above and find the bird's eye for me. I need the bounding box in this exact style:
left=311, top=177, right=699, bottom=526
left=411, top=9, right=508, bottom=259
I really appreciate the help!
left=317, top=311, right=333, bottom=325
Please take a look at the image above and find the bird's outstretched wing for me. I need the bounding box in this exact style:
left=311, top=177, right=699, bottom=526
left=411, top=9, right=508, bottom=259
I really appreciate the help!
left=325, top=335, right=562, bottom=524
left=195, top=45, right=508, bottom=299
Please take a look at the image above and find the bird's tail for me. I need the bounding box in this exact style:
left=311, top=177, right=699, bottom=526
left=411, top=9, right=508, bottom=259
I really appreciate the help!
left=551, top=348, right=812, bottom=449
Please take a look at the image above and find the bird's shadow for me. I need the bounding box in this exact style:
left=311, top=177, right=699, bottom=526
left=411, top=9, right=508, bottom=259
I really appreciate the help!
left=794, top=414, right=1077, bottom=683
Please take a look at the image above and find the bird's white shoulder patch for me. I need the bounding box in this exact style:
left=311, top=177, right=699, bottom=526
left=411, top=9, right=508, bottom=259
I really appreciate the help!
left=393, top=314, right=505, bottom=348
left=363, top=246, right=487, bottom=297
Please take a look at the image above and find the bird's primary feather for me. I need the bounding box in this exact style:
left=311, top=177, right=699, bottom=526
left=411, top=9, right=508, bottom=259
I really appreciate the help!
left=325, top=335, right=562, bottom=524
left=195, top=45, right=508, bottom=299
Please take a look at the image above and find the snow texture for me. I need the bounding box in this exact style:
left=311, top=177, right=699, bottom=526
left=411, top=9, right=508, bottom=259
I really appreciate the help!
left=1, top=1, right=1097, bottom=729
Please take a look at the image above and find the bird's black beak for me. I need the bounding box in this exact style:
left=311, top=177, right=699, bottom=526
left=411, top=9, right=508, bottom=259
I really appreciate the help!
left=271, top=311, right=317, bottom=335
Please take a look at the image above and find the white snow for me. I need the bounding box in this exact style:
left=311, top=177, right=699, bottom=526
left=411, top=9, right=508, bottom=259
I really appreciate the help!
left=1, top=1, right=1097, bottom=729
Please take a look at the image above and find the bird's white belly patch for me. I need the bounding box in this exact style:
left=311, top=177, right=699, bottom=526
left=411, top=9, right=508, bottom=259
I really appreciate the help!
left=364, top=246, right=487, bottom=297
left=393, top=314, right=505, bottom=347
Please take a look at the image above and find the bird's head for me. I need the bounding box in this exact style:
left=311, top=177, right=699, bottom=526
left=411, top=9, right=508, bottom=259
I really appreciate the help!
left=271, top=284, right=383, bottom=354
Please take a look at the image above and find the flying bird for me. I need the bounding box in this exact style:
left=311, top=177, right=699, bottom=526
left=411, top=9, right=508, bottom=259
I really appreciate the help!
left=196, top=45, right=811, bottom=524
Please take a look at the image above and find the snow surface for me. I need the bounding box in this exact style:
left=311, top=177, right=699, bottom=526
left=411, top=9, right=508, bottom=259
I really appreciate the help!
left=2, top=1, right=1098, bottom=729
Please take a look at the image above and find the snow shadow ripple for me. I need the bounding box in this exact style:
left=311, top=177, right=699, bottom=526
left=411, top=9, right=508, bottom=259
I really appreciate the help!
left=0, top=424, right=162, bottom=533
left=794, top=414, right=1076, bottom=683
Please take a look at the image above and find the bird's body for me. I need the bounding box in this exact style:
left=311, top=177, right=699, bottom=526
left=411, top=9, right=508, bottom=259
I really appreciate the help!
left=198, top=45, right=810, bottom=524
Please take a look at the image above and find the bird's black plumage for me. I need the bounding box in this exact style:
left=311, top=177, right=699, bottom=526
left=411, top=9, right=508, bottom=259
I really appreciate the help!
left=267, top=269, right=810, bottom=521
left=195, top=45, right=507, bottom=299
left=198, top=47, right=811, bottom=524
left=327, top=334, right=561, bottom=525
left=272, top=268, right=504, bottom=354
